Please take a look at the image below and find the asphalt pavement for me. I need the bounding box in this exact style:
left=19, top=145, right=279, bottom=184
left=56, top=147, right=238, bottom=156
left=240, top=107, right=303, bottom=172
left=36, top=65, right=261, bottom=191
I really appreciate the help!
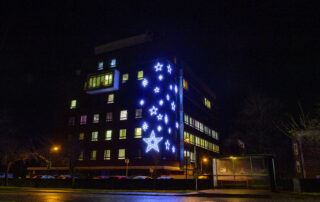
left=0, top=188, right=319, bottom=202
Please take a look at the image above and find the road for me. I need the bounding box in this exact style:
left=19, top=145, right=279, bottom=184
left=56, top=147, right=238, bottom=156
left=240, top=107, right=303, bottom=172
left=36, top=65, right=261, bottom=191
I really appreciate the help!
left=0, top=190, right=318, bottom=202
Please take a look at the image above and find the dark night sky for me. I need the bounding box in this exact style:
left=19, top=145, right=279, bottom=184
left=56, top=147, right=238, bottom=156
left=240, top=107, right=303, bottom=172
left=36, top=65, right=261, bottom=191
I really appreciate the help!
left=1, top=1, right=319, bottom=137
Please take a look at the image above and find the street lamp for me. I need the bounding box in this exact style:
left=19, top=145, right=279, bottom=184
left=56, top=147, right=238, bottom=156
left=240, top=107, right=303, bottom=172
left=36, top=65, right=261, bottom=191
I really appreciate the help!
left=201, top=157, right=208, bottom=174
left=51, top=146, right=60, bottom=152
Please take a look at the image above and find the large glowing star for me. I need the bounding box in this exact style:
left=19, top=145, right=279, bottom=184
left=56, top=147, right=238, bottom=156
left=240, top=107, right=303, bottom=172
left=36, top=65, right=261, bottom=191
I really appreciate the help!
left=165, top=140, right=170, bottom=150
left=142, top=79, right=148, bottom=87
left=143, top=130, right=163, bottom=153
left=142, top=122, right=149, bottom=131
left=154, top=87, right=160, bottom=93
left=149, top=106, right=158, bottom=116
left=154, top=62, right=163, bottom=72
left=167, top=64, right=172, bottom=74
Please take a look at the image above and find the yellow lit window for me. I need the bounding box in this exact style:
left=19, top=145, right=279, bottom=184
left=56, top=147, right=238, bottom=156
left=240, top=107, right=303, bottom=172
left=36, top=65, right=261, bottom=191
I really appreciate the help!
left=90, top=150, right=97, bottom=160
left=204, top=97, right=211, bottom=109
left=137, top=71, right=144, bottom=80
left=119, top=129, right=126, bottom=139
left=183, top=79, right=188, bottom=90
left=70, top=100, right=77, bottom=109
left=93, top=114, right=99, bottom=123
left=78, top=152, right=84, bottom=161
left=104, top=150, right=111, bottom=160
left=104, top=73, right=113, bottom=86
left=79, top=132, right=84, bottom=140
left=120, top=110, right=127, bottom=120
left=122, top=74, right=129, bottom=83
left=107, top=94, right=114, bottom=104
left=118, top=149, right=125, bottom=160
left=135, top=128, right=142, bottom=138
left=105, top=130, right=112, bottom=140
left=91, top=131, right=98, bottom=141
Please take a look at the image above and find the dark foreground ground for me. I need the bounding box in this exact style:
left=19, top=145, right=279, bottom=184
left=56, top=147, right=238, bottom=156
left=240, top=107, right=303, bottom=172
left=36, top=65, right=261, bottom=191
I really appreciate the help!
left=0, top=188, right=319, bottom=202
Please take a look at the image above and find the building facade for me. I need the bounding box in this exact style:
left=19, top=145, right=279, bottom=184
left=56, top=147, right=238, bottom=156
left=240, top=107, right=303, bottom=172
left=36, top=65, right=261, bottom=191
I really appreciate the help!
left=64, top=34, right=219, bottom=177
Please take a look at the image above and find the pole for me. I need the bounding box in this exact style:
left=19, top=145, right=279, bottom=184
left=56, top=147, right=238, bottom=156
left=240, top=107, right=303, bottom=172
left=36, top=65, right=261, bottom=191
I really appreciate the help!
left=125, top=158, right=129, bottom=177
left=194, top=146, right=198, bottom=191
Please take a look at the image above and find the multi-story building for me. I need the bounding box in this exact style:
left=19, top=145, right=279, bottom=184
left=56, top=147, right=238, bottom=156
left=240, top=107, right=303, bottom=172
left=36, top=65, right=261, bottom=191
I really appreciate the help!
left=64, top=33, right=219, bottom=177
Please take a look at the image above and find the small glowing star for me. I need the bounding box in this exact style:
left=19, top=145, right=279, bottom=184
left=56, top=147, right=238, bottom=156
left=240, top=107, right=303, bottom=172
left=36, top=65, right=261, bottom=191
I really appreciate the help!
left=142, top=122, right=149, bottom=131
left=157, top=125, right=162, bottom=132
left=159, top=99, right=164, bottom=106
left=164, top=114, right=168, bottom=124
left=167, top=64, right=172, bottom=74
left=157, top=114, right=163, bottom=120
left=176, top=122, right=179, bottom=129
left=165, top=140, right=170, bottom=150
left=166, top=94, right=170, bottom=101
left=174, top=85, right=178, bottom=94
left=158, top=74, right=163, bottom=80
left=171, top=101, right=176, bottom=111
left=149, top=106, right=158, bottom=116
left=168, top=128, right=171, bottom=134
left=139, top=99, right=145, bottom=106
left=172, top=146, right=176, bottom=153
left=142, top=79, right=148, bottom=87
left=154, top=87, right=160, bottom=93
left=154, top=62, right=163, bottom=72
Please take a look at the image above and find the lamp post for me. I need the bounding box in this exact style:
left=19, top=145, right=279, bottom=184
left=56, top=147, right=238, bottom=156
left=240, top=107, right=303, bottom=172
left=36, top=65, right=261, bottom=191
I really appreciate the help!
left=125, top=158, right=130, bottom=177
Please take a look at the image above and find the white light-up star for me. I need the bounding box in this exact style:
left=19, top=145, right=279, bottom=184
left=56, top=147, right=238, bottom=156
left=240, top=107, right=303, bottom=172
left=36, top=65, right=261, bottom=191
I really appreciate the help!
left=165, top=140, right=170, bottom=150
left=167, top=64, right=172, bottom=74
left=157, top=125, right=162, bottom=132
left=158, top=75, right=163, bottom=80
left=169, top=85, right=173, bottom=90
left=157, top=114, right=163, bottom=120
left=172, top=146, right=176, bottom=153
left=142, top=79, right=148, bottom=87
left=166, top=94, right=170, bottom=101
left=168, top=128, right=171, bottom=134
left=143, top=130, right=163, bottom=153
left=149, top=106, right=158, bottom=116
left=174, top=85, right=178, bottom=94
left=142, top=122, right=149, bottom=131
left=159, top=99, right=164, bottom=106
left=176, top=122, right=179, bottom=129
left=154, top=87, right=160, bottom=93
left=171, top=101, right=176, bottom=111
left=164, top=114, right=168, bottom=124
left=139, top=99, right=145, bottom=106
left=154, top=62, right=163, bottom=72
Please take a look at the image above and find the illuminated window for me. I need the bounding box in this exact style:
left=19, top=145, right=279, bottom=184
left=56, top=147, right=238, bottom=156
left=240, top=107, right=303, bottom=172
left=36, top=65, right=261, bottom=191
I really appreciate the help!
left=135, top=128, right=142, bottom=138
left=90, top=150, right=97, bottom=160
left=104, top=150, right=111, bottom=160
left=70, top=100, right=77, bottom=109
left=122, top=74, right=129, bottom=83
left=137, top=71, right=144, bottom=80
left=105, top=130, right=112, bottom=140
left=107, top=94, right=114, bottom=104
left=190, top=134, right=195, bottom=144
left=110, top=58, right=116, bottom=68
left=118, top=149, right=125, bottom=160
left=104, top=73, right=113, bottom=86
left=296, top=161, right=301, bottom=173
left=189, top=117, right=194, bottom=127
left=135, top=109, right=142, bottom=119
left=119, top=129, right=126, bottom=139
left=184, top=114, right=189, bottom=125
left=195, top=137, right=200, bottom=146
left=79, top=132, right=85, bottom=140
left=106, top=112, right=113, bottom=122
left=195, top=120, right=199, bottom=130
left=78, top=152, right=84, bottom=161
left=93, top=114, right=99, bottom=123
left=68, top=117, right=75, bottom=126
left=91, top=131, right=98, bottom=141
left=199, top=122, right=204, bottom=132
left=80, top=115, right=87, bottom=125
left=120, top=110, right=128, bottom=121
left=183, top=79, right=188, bottom=90
left=98, top=61, right=104, bottom=70
left=204, top=98, right=211, bottom=109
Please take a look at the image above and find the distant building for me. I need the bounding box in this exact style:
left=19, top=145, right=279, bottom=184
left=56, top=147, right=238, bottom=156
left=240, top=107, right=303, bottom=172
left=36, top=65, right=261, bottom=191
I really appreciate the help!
left=40, top=34, right=220, bottom=177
